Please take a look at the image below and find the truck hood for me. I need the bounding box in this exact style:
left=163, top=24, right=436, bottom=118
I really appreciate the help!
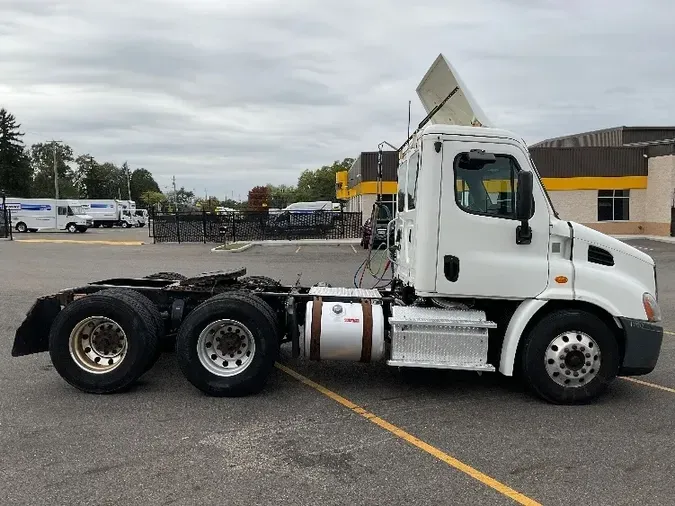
left=570, top=222, right=654, bottom=266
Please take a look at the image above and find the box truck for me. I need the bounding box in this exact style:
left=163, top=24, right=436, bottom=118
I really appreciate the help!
left=1, top=198, right=93, bottom=233
left=79, top=199, right=138, bottom=228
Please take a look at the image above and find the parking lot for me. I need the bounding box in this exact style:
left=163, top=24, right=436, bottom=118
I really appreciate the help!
left=1, top=237, right=674, bottom=505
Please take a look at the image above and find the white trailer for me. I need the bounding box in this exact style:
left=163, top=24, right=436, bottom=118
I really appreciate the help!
left=80, top=199, right=138, bottom=228
left=2, top=198, right=93, bottom=233
left=10, top=54, right=663, bottom=405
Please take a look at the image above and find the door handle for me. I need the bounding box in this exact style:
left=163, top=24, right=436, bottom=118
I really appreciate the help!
left=408, top=229, right=412, bottom=242
left=444, top=255, right=460, bottom=282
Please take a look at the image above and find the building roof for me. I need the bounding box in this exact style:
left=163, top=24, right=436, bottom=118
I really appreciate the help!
left=530, top=126, right=675, bottom=148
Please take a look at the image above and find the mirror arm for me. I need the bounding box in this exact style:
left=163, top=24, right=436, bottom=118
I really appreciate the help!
left=516, top=219, right=532, bottom=245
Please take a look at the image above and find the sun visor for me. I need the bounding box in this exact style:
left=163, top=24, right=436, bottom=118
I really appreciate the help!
left=416, top=54, right=491, bottom=127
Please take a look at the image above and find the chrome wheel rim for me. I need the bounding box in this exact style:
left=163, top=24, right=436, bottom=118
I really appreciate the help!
left=545, top=331, right=601, bottom=387
left=196, top=319, right=256, bottom=377
left=69, top=316, right=128, bottom=374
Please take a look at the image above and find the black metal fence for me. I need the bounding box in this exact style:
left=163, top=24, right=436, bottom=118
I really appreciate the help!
left=0, top=208, right=12, bottom=240
left=149, top=209, right=364, bottom=243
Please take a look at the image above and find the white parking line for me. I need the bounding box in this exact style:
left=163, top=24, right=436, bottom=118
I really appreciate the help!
left=351, top=245, right=357, bottom=254
left=295, top=246, right=302, bottom=254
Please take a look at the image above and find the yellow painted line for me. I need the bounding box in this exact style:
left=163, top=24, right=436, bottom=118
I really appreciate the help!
left=620, top=377, right=675, bottom=394
left=16, top=239, right=144, bottom=246
left=275, top=363, right=541, bottom=506
left=664, top=330, right=675, bottom=336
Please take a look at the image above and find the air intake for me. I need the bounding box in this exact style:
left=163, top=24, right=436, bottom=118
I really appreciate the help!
left=588, top=245, right=614, bottom=266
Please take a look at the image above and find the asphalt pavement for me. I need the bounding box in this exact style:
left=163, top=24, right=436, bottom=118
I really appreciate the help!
left=0, top=236, right=674, bottom=505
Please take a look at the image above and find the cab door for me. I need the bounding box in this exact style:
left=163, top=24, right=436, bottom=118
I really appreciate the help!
left=435, top=140, right=550, bottom=299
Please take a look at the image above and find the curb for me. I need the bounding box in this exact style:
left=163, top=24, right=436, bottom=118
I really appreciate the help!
left=211, top=238, right=361, bottom=253
left=211, top=242, right=254, bottom=253
left=15, top=239, right=146, bottom=246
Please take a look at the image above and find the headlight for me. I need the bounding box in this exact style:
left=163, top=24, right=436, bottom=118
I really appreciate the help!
left=643, top=292, right=662, bottom=322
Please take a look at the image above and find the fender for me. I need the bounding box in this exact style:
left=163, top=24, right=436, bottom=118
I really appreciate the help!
left=499, top=298, right=547, bottom=376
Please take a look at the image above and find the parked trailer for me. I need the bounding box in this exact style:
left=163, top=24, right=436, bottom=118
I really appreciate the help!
left=1, top=198, right=93, bottom=233
left=9, top=54, right=664, bottom=404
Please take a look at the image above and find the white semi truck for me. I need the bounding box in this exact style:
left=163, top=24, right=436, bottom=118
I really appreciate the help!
left=2, top=198, right=93, bottom=233
left=79, top=199, right=138, bottom=228
left=10, top=54, right=663, bottom=404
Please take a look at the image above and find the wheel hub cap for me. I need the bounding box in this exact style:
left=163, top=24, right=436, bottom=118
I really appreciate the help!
left=196, top=319, right=256, bottom=377
left=69, top=316, right=128, bottom=374
left=545, top=331, right=601, bottom=387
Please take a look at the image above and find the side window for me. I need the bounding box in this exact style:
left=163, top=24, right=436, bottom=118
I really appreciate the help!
left=57, top=206, right=67, bottom=216
left=406, top=152, right=419, bottom=210
left=454, top=153, right=520, bottom=219
left=397, top=159, right=407, bottom=212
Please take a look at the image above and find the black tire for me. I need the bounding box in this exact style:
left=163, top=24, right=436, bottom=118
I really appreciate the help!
left=76, top=226, right=88, bottom=233
left=48, top=291, right=160, bottom=394
left=520, top=309, right=619, bottom=404
left=144, top=271, right=187, bottom=281
left=176, top=292, right=279, bottom=397
left=66, top=223, right=77, bottom=233
left=16, top=222, right=27, bottom=233
left=98, top=288, right=164, bottom=372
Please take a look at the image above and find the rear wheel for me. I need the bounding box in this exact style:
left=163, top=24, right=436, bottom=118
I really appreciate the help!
left=97, top=288, right=164, bottom=372
left=48, top=291, right=160, bottom=393
left=176, top=292, right=279, bottom=397
left=520, top=309, right=619, bottom=404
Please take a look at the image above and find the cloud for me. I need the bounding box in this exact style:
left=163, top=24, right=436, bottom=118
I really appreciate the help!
left=1, top=0, right=674, bottom=199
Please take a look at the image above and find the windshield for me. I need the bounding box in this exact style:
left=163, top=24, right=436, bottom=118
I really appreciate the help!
left=528, top=155, right=559, bottom=219
left=68, top=205, right=86, bottom=215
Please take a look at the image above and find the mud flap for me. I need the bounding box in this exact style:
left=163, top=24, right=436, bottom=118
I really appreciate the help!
left=11, top=297, right=62, bottom=357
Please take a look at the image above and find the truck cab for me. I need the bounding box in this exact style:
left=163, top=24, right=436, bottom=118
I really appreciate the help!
left=387, top=54, right=662, bottom=403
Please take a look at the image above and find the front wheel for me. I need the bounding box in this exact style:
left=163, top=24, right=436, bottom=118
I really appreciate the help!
left=520, top=309, right=619, bottom=404
left=176, top=292, right=279, bottom=397
left=121, top=221, right=129, bottom=228
left=16, top=222, right=27, bottom=233
left=66, top=223, right=77, bottom=233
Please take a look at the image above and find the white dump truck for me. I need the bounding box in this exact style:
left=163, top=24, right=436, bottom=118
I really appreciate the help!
left=79, top=199, right=138, bottom=228
left=11, top=54, right=663, bottom=404
left=2, top=198, right=93, bottom=233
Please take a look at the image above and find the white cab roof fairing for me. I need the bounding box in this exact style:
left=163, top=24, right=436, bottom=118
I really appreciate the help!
left=416, top=53, right=491, bottom=128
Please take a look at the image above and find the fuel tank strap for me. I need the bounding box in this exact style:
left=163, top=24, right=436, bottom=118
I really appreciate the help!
left=310, top=297, right=322, bottom=360
left=360, top=299, right=373, bottom=362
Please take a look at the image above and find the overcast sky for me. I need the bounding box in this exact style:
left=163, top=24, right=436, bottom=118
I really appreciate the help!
left=2, top=0, right=674, bottom=200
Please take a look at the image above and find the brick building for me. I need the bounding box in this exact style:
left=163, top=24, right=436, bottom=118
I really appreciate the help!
left=531, top=126, right=675, bottom=236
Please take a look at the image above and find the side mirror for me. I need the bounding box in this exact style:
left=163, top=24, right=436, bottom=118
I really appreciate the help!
left=515, top=171, right=534, bottom=245
left=516, top=171, right=534, bottom=220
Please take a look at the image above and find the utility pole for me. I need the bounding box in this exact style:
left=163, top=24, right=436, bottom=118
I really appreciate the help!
left=49, top=140, right=63, bottom=199
left=125, top=161, right=132, bottom=201
left=172, top=175, right=177, bottom=210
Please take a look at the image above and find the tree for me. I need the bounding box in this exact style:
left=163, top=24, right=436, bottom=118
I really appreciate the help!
left=75, top=156, right=125, bottom=198
left=0, top=108, right=32, bottom=196
left=219, top=198, right=242, bottom=209
left=295, top=158, right=354, bottom=202
left=247, top=185, right=269, bottom=210
left=139, top=190, right=166, bottom=209
left=166, top=186, right=195, bottom=210
left=267, top=184, right=297, bottom=209
left=195, top=196, right=221, bottom=212
left=130, top=168, right=160, bottom=203
left=30, top=142, right=78, bottom=198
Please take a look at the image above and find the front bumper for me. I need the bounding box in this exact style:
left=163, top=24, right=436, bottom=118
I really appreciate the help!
left=618, top=317, right=663, bottom=376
